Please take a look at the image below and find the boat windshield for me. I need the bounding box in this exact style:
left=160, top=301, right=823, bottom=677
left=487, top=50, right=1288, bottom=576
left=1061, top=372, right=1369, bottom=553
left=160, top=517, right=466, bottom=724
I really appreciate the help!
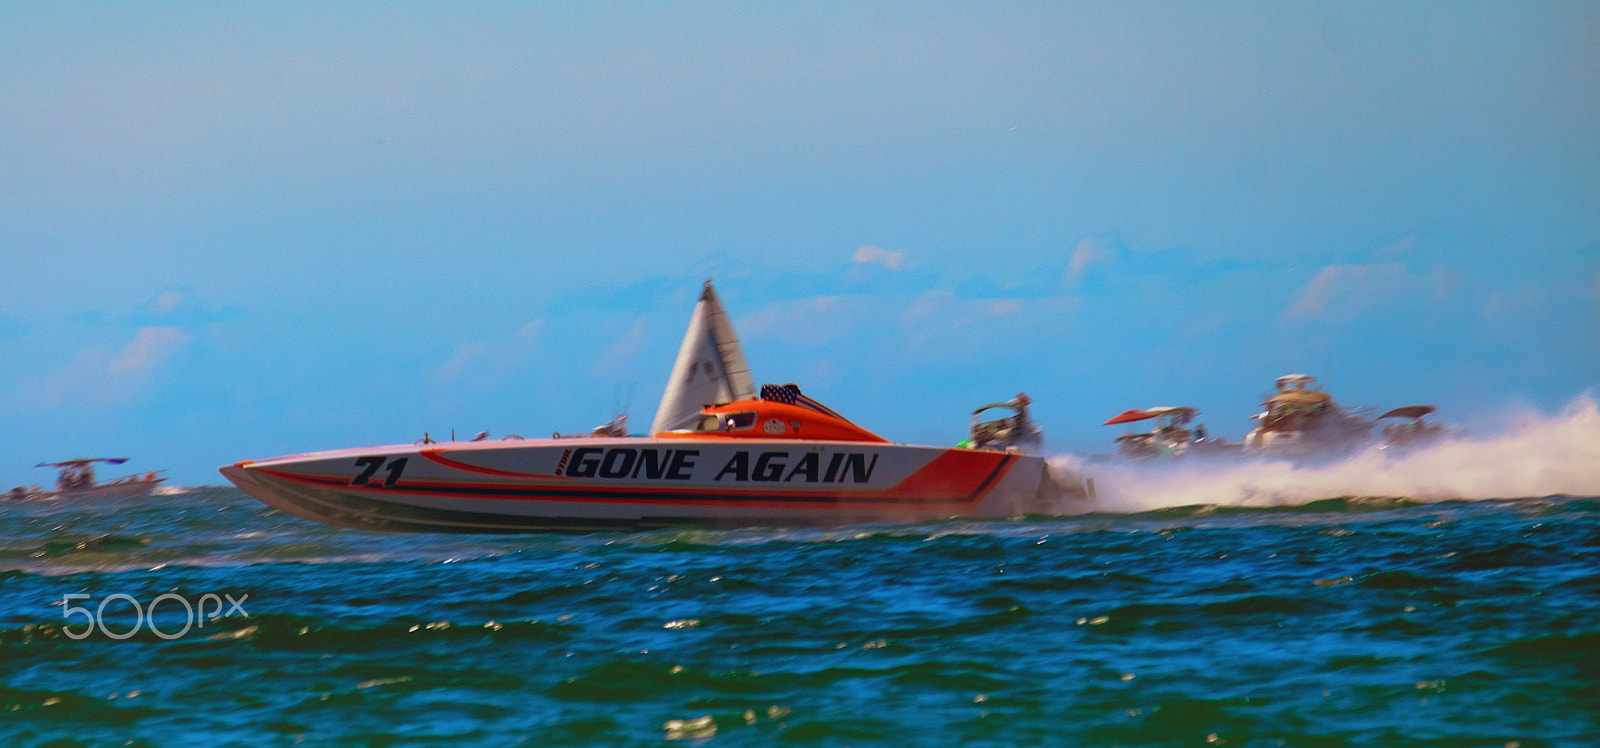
left=675, top=411, right=758, bottom=433
left=676, top=414, right=720, bottom=432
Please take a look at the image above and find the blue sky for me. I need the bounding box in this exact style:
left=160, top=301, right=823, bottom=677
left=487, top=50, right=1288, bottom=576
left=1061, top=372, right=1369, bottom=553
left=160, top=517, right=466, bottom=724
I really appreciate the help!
left=2, top=2, right=1597, bottom=488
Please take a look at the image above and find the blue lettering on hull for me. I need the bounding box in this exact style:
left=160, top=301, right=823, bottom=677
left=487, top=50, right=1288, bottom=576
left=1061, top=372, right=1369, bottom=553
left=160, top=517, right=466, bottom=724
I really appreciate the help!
left=555, top=447, right=879, bottom=484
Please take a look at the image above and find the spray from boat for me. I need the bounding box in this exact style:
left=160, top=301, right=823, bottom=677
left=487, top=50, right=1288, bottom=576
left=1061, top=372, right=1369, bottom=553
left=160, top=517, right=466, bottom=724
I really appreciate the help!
left=1062, top=392, right=1600, bottom=512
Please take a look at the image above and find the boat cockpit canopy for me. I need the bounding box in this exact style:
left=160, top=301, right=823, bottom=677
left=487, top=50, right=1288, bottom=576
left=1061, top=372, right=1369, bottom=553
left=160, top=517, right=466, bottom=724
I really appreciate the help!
left=656, top=386, right=887, bottom=443
left=966, top=393, right=1042, bottom=453
left=1378, top=405, right=1437, bottom=420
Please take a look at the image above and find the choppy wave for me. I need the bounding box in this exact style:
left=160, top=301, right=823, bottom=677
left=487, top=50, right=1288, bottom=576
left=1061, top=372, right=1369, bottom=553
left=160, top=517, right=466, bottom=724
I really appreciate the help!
left=2, top=495, right=1595, bottom=746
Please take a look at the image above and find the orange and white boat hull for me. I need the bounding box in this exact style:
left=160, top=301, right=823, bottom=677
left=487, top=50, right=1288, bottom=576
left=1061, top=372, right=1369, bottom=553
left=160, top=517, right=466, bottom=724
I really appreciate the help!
left=220, top=438, right=1079, bottom=533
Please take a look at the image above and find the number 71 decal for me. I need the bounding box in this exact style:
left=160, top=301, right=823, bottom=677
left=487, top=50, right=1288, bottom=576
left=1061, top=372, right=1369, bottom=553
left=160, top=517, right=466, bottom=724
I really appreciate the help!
left=351, top=456, right=408, bottom=487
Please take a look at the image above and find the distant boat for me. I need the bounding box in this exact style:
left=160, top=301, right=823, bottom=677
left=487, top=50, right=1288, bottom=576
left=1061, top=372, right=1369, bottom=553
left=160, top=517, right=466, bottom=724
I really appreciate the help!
left=1376, top=405, right=1451, bottom=452
left=968, top=396, right=1044, bottom=454
left=1101, top=406, right=1234, bottom=459
left=220, top=280, right=1093, bottom=533
left=1243, top=374, right=1371, bottom=458
left=9, top=458, right=167, bottom=501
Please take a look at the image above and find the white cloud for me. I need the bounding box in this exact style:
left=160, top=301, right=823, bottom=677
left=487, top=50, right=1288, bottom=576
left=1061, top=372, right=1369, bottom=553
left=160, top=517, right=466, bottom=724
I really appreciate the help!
left=1283, top=264, right=1407, bottom=323
left=1062, top=237, right=1113, bottom=288
left=27, top=326, right=193, bottom=409
left=1479, top=287, right=1546, bottom=323
left=1368, top=234, right=1419, bottom=262
left=898, top=289, right=1078, bottom=356
left=987, top=299, right=1023, bottom=317
left=740, top=296, right=869, bottom=346
left=109, top=326, right=192, bottom=373
left=740, top=289, right=1078, bottom=375
left=149, top=290, right=185, bottom=315
left=852, top=244, right=907, bottom=270
left=592, top=317, right=651, bottom=378
left=431, top=319, right=544, bottom=387
left=1425, top=264, right=1467, bottom=304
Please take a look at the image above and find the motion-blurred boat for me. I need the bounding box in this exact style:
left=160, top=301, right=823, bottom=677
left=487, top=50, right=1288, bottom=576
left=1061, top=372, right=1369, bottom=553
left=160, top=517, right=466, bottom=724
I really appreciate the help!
left=967, top=395, right=1043, bottom=454
left=1375, top=405, right=1449, bottom=452
left=1243, top=374, right=1371, bottom=458
left=221, top=281, right=1092, bottom=533
left=1101, top=406, right=1233, bottom=459
left=8, top=458, right=167, bottom=501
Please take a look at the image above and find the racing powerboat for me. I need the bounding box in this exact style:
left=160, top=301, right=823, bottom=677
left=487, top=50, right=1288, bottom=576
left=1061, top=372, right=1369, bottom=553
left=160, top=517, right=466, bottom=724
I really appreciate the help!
left=8, top=458, right=167, bottom=501
left=1242, top=374, right=1371, bottom=458
left=220, top=281, right=1092, bottom=532
left=219, top=386, right=1086, bottom=532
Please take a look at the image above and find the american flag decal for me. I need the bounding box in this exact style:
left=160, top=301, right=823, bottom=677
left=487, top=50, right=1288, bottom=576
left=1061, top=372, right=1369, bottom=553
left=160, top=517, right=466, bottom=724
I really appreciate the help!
left=759, top=383, right=851, bottom=422
left=555, top=448, right=573, bottom=476
left=760, top=383, right=797, bottom=404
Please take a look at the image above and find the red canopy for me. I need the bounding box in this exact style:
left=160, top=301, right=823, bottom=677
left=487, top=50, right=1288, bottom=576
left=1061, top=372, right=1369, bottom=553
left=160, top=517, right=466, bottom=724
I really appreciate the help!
left=1103, top=409, right=1157, bottom=426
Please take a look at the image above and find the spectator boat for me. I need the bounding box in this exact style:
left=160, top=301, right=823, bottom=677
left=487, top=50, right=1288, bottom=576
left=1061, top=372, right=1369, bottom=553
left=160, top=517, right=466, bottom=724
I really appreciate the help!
left=9, top=458, right=167, bottom=500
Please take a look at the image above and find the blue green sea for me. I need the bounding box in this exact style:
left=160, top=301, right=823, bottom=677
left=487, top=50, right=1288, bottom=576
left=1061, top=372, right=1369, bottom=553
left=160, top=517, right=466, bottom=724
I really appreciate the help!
left=3, top=475, right=1597, bottom=747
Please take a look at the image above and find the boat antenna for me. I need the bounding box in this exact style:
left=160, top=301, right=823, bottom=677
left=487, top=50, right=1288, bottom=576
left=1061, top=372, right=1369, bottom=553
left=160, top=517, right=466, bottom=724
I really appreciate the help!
left=614, top=383, right=635, bottom=421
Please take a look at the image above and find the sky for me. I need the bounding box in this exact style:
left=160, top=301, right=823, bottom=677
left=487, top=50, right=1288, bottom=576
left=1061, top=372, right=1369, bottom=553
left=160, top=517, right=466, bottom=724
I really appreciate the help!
left=2, top=2, right=1597, bottom=488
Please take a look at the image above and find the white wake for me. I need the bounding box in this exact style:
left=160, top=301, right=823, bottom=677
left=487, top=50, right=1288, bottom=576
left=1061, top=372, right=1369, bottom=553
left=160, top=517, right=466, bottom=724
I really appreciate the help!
left=1053, top=394, right=1600, bottom=513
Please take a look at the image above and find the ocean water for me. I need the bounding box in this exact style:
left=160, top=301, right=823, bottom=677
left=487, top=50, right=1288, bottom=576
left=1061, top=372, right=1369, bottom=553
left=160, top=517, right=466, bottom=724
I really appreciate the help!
left=3, top=402, right=1599, bottom=747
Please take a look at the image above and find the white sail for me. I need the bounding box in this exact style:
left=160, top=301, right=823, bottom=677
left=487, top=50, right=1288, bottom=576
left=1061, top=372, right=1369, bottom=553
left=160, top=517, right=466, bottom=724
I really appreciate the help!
left=650, top=280, right=756, bottom=433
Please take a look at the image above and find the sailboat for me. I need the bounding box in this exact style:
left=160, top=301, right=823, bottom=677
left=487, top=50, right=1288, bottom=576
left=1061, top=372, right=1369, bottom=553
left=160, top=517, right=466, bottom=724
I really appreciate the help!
left=220, top=280, right=1091, bottom=532
left=650, top=280, right=755, bottom=434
